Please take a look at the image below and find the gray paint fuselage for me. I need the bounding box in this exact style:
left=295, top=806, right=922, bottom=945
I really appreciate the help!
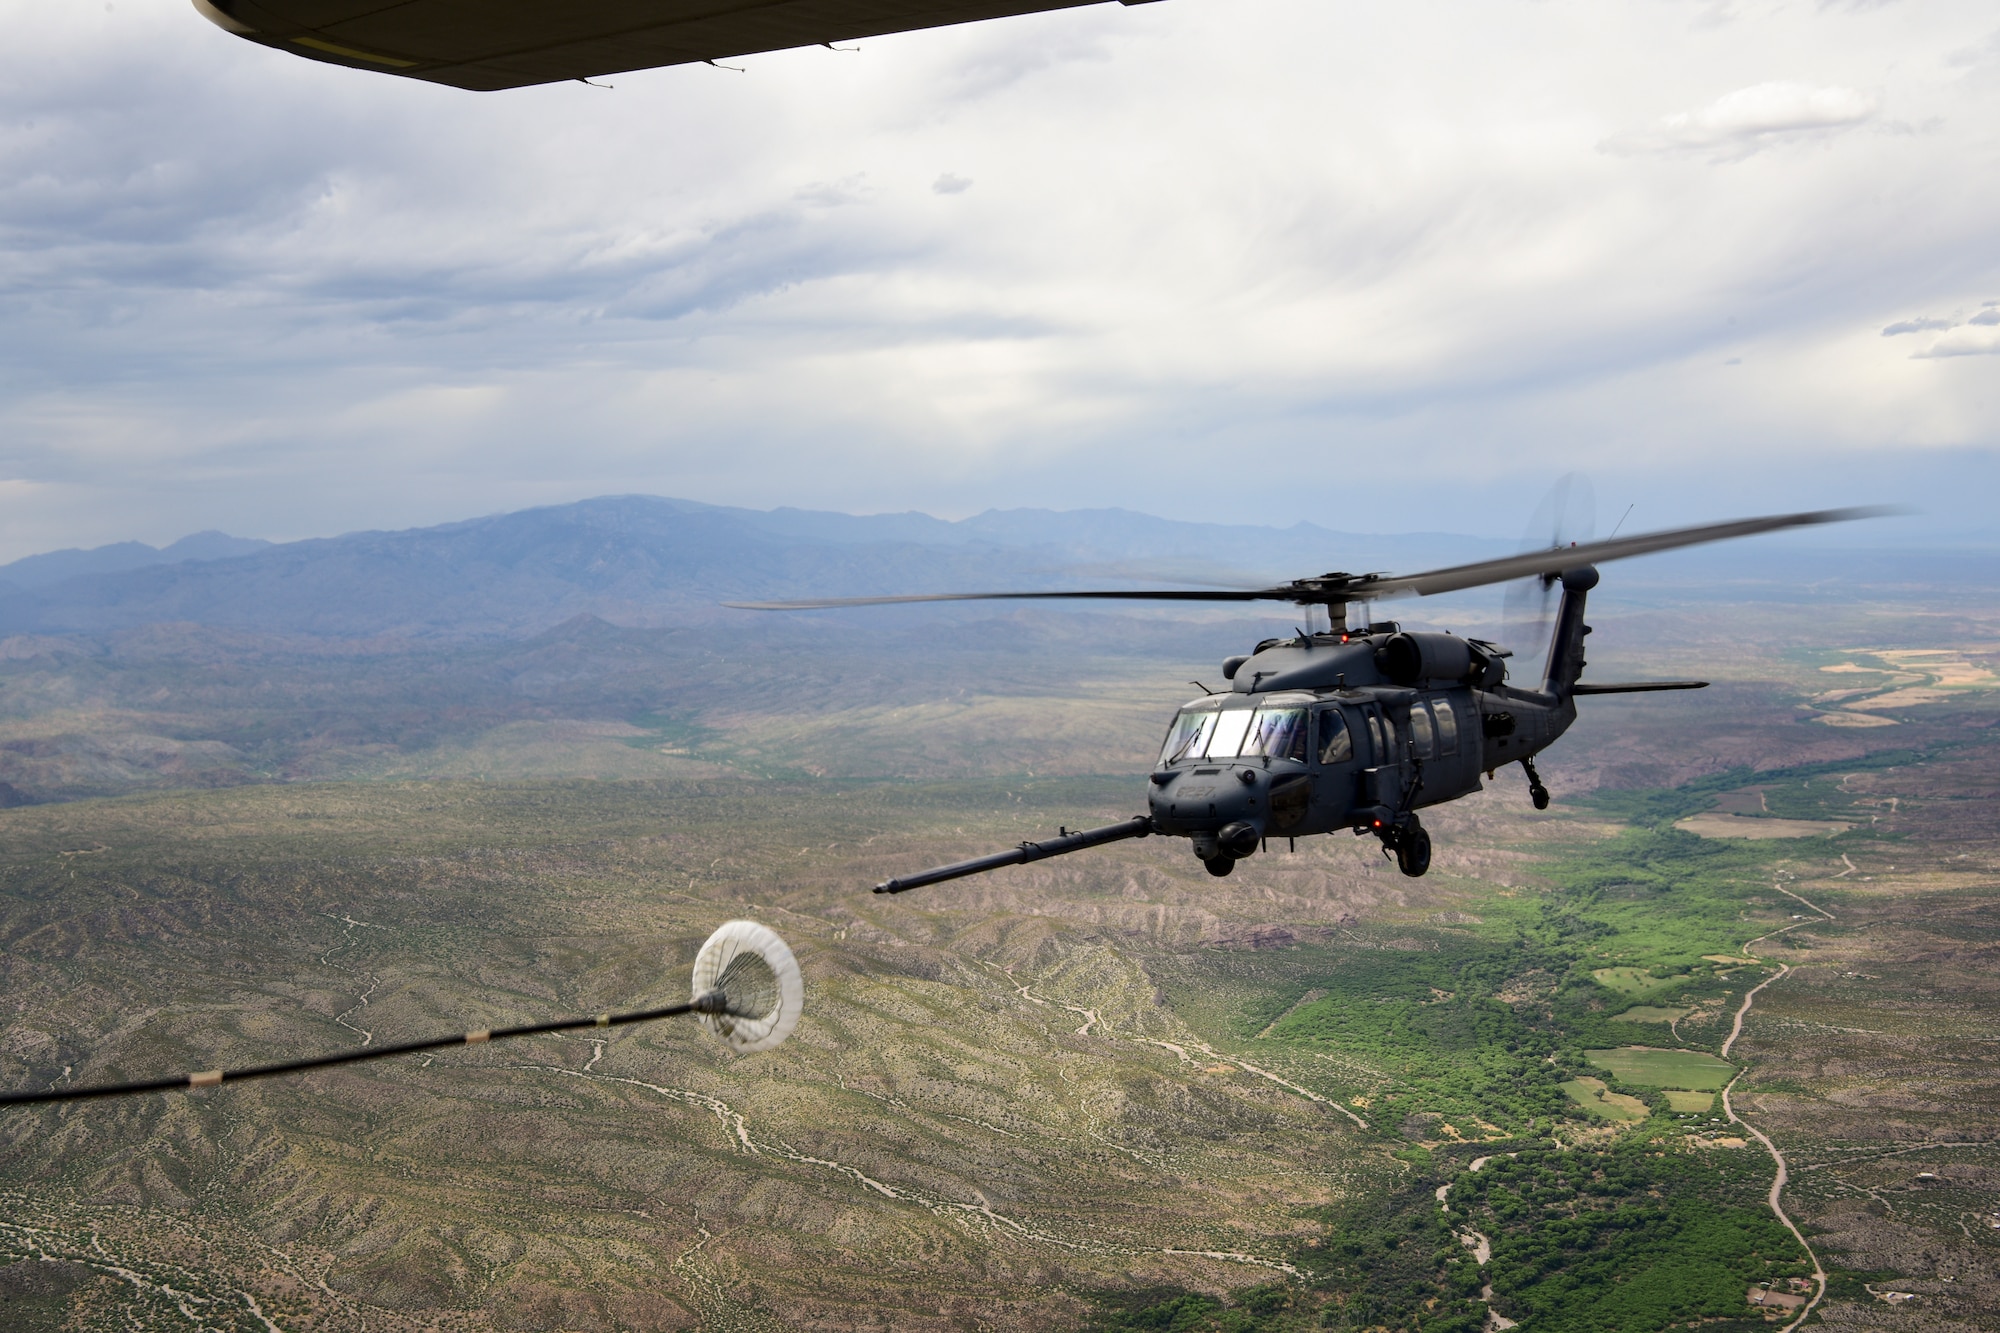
left=1146, top=633, right=1575, bottom=843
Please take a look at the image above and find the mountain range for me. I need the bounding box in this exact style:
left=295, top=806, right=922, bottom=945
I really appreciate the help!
left=0, top=497, right=1509, bottom=640
left=0, top=495, right=1980, bottom=641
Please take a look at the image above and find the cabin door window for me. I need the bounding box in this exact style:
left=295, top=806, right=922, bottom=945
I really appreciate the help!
left=1408, top=703, right=1435, bottom=759
left=1432, top=698, right=1459, bottom=757
left=1316, top=709, right=1352, bottom=765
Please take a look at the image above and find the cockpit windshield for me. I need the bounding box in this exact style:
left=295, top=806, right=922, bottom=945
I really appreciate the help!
left=1242, top=707, right=1308, bottom=761
left=1160, top=704, right=1308, bottom=764
left=1206, top=708, right=1256, bottom=759
left=1159, top=707, right=1218, bottom=766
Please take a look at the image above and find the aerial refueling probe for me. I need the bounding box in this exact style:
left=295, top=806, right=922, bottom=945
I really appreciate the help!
left=874, top=816, right=1155, bottom=894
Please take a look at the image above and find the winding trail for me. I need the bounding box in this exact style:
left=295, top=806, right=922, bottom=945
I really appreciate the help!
left=1722, top=1067, right=1823, bottom=1333
left=1718, top=883, right=1837, bottom=1333
left=332, top=976, right=377, bottom=1047
left=1794, top=1140, right=1951, bottom=1175
left=1721, top=963, right=1790, bottom=1063
left=1134, top=1036, right=1370, bottom=1130
left=319, top=912, right=383, bottom=1047
left=0, top=1214, right=286, bottom=1333
left=1772, top=884, right=1835, bottom=920
left=506, top=1061, right=1300, bottom=1276
left=997, top=964, right=1370, bottom=1128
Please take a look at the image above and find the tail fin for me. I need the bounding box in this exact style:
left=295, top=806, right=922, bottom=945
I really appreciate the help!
left=1541, top=565, right=1599, bottom=696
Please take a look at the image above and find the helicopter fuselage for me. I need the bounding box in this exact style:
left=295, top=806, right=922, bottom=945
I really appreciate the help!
left=1146, top=644, right=1571, bottom=858
left=1147, top=566, right=1598, bottom=876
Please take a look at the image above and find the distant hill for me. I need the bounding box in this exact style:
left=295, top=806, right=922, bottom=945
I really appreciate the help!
left=0, top=531, right=271, bottom=590
left=0, top=496, right=1506, bottom=641
left=0, top=495, right=1980, bottom=642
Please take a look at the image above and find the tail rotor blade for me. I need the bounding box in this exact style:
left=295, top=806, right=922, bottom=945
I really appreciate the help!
left=1502, top=473, right=1593, bottom=660
left=1501, top=573, right=1558, bottom=660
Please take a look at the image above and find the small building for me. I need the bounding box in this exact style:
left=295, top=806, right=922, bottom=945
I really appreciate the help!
left=1748, top=1286, right=1806, bottom=1311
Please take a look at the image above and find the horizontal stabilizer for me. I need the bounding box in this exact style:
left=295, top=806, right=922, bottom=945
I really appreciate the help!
left=1571, top=680, right=1709, bottom=695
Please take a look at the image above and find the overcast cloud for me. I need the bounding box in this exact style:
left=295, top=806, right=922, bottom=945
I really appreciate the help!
left=0, top=0, right=1995, bottom=558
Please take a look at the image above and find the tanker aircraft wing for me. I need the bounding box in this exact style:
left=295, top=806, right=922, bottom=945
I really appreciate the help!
left=193, top=0, right=1165, bottom=91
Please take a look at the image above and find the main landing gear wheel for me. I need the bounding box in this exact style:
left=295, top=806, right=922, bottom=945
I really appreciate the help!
left=1522, top=757, right=1551, bottom=811
left=1203, top=857, right=1235, bottom=878
left=1395, top=823, right=1431, bottom=878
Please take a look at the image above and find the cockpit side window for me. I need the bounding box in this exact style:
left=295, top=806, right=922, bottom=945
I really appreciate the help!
left=1243, top=707, right=1307, bottom=762
left=1159, top=708, right=1217, bottom=766
left=1316, top=709, right=1352, bottom=765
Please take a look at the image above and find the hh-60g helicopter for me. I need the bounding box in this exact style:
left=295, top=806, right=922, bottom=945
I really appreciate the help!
left=732, top=507, right=1878, bottom=888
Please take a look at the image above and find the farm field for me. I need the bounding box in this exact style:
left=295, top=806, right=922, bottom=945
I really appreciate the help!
left=1662, top=1091, right=1717, bottom=1114
left=1612, top=1005, right=1689, bottom=1022
left=1586, top=1048, right=1736, bottom=1091
left=1560, top=1077, right=1649, bottom=1122
left=1674, top=813, right=1855, bottom=839
left=1590, top=966, right=1664, bottom=997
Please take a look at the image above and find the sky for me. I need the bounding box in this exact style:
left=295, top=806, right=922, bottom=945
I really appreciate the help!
left=0, top=0, right=1996, bottom=559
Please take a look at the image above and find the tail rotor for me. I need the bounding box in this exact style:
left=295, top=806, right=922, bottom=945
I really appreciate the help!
left=1502, top=473, right=1596, bottom=668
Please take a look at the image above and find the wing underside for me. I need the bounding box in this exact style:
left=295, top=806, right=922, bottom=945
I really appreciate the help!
left=194, top=0, right=1152, bottom=91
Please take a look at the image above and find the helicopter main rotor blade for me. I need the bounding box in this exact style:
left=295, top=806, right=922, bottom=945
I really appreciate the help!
left=725, top=588, right=1288, bottom=610
left=1359, top=506, right=1893, bottom=600
left=725, top=506, right=1893, bottom=612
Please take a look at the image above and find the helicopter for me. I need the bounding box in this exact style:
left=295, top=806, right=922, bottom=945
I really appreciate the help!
left=731, top=506, right=1881, bottom=888
left=192, top=0, right=1169, bottom=92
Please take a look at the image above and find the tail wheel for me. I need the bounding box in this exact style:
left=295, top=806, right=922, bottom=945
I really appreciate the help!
left=1203, top=857, right=1235, bottom=878
left=1395, top=824, right=1432, bottom=878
